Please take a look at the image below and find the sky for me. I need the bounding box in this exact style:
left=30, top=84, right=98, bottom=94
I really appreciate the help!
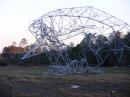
left=0, top=0, right=130, bottom=52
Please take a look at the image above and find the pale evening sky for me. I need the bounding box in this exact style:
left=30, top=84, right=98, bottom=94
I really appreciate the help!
left=0, top=0, right=130, bottom=52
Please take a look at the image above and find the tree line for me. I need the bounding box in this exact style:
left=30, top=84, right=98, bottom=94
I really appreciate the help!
left=1, top=38, right=30, bottom=65
left=1, top=32, right=130, bottom=67
left=20, top=32, right=130, bottom=67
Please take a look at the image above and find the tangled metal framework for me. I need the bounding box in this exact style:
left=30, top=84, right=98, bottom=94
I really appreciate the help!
left=22, top=6, right=130, bottom=73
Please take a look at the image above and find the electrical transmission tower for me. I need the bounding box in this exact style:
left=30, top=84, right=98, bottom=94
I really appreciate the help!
left=22, top=6, right=130, bottom=74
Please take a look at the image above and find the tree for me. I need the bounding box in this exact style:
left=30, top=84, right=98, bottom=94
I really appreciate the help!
left=12, top=42, right=17, bottom=47
left=69, top=43, right=82, bottom=60
left=96, top=35, right=108, bottom=47
left=20, top=38, right=28, bottom=47
left=2, top=47, right=10, bottom=54
left=123, top=32, right=130, bottom=46
left=69, top=42, right=75, bottom=48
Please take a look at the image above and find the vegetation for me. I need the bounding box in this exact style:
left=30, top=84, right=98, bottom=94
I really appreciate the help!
left=20, top=53, right=51, bottom=66
left=0, top=66, right=129, bottom=97
left=1, top=32, right=130, bottom=66
left=0, top=58, right=7, bottom=66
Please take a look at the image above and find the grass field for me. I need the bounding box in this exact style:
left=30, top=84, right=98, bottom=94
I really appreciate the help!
left=0, top=66, right=130, bottom=97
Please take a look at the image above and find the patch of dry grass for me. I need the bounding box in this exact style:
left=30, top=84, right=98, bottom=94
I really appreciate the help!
left=0, top=66, right=130, bottom=97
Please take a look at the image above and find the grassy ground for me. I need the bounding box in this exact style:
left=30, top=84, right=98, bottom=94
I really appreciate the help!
left=0, top=66, right=130, bottom=97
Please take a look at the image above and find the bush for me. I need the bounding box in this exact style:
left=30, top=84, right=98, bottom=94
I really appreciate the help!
left=19, top=52, right=51, bottom=66
left=0, top=59, right=7, bottom=66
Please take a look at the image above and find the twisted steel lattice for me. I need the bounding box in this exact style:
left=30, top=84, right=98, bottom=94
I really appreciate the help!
left=22, top=6, right=130, bottom=73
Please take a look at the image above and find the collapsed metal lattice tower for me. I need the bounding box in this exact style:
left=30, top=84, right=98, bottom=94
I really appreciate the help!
left=22, top=6, right=130, bottom=73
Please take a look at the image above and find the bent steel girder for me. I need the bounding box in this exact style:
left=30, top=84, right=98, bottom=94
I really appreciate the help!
left=22, top=6, right=130, bottom=70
